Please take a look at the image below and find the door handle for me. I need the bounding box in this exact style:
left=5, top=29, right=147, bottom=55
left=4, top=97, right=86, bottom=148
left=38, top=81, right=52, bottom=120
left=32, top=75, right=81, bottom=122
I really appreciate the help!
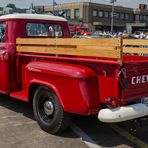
left=0, top=51, right=8, bottom=61
left=2, top=51, right=6, bottom=56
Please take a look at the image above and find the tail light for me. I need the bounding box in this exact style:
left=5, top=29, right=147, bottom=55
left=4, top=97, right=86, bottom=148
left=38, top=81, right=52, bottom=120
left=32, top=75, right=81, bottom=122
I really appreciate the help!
left=106, top=97, right=119, bottom=108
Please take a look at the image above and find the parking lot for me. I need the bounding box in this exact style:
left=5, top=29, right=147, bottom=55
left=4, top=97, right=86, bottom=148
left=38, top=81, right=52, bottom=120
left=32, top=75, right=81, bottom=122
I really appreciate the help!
left=0, top=94, right=147, bottom=148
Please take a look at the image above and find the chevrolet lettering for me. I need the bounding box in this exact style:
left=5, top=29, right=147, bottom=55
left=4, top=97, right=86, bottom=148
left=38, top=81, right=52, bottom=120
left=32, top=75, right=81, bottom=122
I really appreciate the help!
left=132, top=75, right=148, bottom=85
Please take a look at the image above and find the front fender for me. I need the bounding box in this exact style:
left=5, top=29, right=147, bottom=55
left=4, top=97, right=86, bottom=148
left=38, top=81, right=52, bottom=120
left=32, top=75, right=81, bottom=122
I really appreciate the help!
left=25, top=61, right=100, bottom=115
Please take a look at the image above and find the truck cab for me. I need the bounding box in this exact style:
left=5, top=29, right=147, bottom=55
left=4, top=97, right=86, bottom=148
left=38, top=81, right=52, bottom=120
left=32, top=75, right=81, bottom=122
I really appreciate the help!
left=0, top=13, right=70, bottom=94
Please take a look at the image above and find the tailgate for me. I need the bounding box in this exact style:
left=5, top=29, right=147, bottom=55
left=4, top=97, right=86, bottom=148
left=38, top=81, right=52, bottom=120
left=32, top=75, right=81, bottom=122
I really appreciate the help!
left=123, top=61, right=148, bottom=103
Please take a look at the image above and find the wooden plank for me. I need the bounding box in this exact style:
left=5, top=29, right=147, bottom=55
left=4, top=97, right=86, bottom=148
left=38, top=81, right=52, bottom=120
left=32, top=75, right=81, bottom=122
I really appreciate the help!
left=123, top=39, right=148, bottom=46
left=53, top=38, right=120, bottom=47
left=16, top=45, right=120, bottom=59
left=123, top=47, right=148, bottom=54
left=16, top=38, right=120, bottom=47
left=16, top=44, right=118, bottom=51
left=17, top=38, right=56, bottom=45
left=77, top=45, right=118, bottom=50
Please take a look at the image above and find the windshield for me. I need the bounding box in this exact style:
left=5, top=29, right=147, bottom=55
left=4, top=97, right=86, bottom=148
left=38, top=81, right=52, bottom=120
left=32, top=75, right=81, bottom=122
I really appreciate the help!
left=0, top=22, right=6, bottom=42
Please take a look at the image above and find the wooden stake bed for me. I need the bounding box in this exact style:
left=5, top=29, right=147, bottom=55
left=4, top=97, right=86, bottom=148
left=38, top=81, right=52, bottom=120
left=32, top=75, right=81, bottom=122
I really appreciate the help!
left=16, top=38, right=121, bottom=59
left=16, top=38, right=148, bottom=62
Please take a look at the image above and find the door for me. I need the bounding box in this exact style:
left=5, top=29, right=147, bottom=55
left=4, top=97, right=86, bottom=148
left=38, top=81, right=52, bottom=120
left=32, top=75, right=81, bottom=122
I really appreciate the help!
left=0, top=22, right=9, bottom=94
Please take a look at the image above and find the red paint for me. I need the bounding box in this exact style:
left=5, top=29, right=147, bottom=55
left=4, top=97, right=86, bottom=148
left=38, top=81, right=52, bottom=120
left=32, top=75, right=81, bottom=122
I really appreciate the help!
left=24, top=61, right=100, bottom=114
left=122, top=61, right=148, bottom=104
left=0, top=15, right=148, bottom=117
left=0, top=50, right=9, bottom=94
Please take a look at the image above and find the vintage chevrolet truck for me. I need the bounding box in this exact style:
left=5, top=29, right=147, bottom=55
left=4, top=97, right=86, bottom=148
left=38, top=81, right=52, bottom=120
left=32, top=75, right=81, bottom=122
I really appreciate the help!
left=0, top=13, right=148, bottom=134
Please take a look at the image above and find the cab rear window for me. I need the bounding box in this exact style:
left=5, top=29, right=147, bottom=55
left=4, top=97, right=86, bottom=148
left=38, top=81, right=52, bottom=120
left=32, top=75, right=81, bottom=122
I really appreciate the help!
left=26, top=23, right=63, bottom=38
left=0, top=22, right=6, bottom=42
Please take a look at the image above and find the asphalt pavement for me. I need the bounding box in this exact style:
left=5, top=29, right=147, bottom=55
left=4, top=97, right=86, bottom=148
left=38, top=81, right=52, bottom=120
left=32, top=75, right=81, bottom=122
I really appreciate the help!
left=0, top=94, right=147, bottom=148
left=0, top=95, right=87, bottom=148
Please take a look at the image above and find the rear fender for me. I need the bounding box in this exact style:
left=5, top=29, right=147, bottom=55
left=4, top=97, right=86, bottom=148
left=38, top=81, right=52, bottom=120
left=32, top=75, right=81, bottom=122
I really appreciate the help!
left=25, top=61, right=100, bottom=115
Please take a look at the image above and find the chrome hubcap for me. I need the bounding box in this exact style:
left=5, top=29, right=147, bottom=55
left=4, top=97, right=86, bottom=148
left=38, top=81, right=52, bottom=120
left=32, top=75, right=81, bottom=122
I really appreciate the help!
left=44, top=100, right=54, bottom=116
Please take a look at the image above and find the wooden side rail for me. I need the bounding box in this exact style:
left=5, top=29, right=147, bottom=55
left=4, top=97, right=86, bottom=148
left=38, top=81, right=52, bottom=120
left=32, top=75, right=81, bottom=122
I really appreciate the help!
left=16, top=38, right=121, bottom=60
left=123, top=39, right=148, bottom=54
left=16, top=38, right=148, bottom=64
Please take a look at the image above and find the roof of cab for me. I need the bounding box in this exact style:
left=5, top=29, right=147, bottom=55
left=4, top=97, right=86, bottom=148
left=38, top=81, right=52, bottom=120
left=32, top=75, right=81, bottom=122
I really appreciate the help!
left=0, top=13, right=67, bottom=22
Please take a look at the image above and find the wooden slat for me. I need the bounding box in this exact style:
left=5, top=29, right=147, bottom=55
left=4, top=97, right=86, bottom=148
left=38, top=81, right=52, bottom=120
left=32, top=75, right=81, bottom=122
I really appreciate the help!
left=53, top=38, right=120, bottom=47
left=16, top=45, right=118, bottom=51
left=123, top=47, right=148, bottom=54
left=123, top=39, right=148, bottom=46
left=16, top=38, right=120, bottom=47
left=17, top=45, right=120, bottom=59
left=77, top=45, right=118, bottom=50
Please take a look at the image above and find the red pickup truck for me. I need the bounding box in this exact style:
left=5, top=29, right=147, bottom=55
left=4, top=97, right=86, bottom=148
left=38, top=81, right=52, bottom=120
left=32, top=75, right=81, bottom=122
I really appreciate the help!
left=0, top=13, right=148, bottom=134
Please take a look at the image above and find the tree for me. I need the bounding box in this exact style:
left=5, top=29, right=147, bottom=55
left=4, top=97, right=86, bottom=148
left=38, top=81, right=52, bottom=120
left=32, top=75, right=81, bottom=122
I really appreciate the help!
left=6, top=3, right=16, bottom=9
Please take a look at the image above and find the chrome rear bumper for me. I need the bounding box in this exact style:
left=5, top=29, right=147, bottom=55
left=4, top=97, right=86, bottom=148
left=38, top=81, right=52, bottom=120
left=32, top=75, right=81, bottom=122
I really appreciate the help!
left=98, top=103, right=148, bottom=123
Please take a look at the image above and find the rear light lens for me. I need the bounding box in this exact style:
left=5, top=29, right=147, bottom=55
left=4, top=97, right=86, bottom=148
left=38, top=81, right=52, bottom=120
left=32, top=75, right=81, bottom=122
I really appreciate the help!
left=106, top=97, right=119, bottom=108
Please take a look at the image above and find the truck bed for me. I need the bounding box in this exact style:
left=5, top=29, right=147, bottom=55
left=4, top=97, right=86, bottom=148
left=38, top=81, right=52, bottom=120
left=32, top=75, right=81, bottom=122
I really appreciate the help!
left=16, top=38, right=148, bottom=106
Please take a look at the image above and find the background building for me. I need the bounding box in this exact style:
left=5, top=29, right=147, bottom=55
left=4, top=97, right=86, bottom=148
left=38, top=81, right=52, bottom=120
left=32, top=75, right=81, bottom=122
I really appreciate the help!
left=1, top=2, right=148, bottom=33
left=34, top=2, right=148, bottom=33
left=127, top=4, right=148, bottom=33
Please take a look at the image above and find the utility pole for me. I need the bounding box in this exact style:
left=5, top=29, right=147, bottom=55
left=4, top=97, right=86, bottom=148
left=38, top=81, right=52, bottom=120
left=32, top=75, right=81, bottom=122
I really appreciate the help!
left=53, top=0, right=55, bottom=15
left=110, top=0, right=116, bottom=34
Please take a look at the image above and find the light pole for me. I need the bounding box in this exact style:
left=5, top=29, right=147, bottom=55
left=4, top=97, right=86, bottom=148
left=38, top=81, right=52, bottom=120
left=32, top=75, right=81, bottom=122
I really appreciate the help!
left=53, top=0, right=55, bottom=15
left=110, top=0, right=116, bottom=34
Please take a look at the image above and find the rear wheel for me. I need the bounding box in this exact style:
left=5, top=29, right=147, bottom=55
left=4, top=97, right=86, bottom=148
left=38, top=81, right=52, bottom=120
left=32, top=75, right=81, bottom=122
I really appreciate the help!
left=33, top=86, right=71, bottom=134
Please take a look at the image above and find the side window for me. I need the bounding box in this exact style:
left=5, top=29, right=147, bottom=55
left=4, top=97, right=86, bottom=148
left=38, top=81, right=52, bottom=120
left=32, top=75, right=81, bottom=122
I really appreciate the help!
left=0, top=22, right=6, bottom=42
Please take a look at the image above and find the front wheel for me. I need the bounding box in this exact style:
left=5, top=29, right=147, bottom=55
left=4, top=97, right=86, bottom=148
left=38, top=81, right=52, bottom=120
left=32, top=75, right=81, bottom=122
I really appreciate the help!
left=33, top=86, right=71, bottom=134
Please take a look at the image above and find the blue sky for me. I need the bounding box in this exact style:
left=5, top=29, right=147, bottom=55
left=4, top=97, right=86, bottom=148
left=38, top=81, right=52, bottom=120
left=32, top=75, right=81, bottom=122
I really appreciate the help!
left=0, top=0, right=147, bottom=9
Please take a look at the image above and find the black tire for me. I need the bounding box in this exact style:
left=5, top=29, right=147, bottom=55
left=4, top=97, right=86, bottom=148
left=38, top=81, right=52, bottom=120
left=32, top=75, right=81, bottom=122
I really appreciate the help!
left=33, top=86, right=71, bottom=134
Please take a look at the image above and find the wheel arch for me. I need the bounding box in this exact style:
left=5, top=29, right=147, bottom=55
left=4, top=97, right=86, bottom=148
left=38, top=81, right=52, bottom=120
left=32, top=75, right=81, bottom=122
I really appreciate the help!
left=28, top=80, right=64, bottom=108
